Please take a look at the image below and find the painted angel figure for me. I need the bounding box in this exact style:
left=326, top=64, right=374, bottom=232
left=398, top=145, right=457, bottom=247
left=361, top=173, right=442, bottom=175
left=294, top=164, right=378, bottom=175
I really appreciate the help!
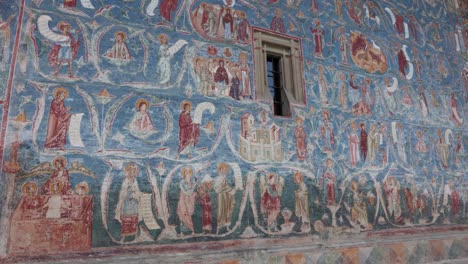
left=45, top=19, right=81, bottom=78
left=103, top=31, right=132, bottom=66
left=260, top=173, right=284, bottom=231
left=156, top=34, right=188, bottom=85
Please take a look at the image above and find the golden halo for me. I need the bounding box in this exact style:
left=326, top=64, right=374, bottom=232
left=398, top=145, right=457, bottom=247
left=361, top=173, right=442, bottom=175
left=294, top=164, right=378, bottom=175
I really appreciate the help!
left=125, top=163, right=138, bottom=174
left=53, top=87, right=69, bottom=99
left=52, top=156, right=67, bottom=168
left=57, top=21, right=71, bottom=31
left=181, top=166, right=193, bottom=178
left=51, top=180, right=64, bottom=194
left=180, top=100, right=192, bottom=110
left=135, top=98, right=150, bottom=110
left=157, top=33, right=168, bottom=44
left=22, top=182, right=38, bottom=196
left=114, top=31, right=127, bottom=41
left=217, top=162, right=229, bottom=173
left=76, top=181, right=89, bottom=194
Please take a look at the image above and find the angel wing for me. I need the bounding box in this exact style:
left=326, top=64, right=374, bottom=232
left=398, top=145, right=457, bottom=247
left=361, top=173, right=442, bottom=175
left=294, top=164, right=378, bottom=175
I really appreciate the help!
left=37, top=15, right=70, bottom=42
left=69, top=161, right=96, bottom=178
left=17, top=162, right=53, bottom=179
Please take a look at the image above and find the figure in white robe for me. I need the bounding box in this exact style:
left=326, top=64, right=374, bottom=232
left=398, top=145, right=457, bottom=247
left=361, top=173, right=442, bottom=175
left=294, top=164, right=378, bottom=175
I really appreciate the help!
left=157, top=34, right=173, bottom=85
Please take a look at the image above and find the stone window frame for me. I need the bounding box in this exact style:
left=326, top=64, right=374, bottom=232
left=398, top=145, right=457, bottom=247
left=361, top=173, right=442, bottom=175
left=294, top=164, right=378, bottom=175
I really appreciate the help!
left=252, top=27, right=306, bottom=117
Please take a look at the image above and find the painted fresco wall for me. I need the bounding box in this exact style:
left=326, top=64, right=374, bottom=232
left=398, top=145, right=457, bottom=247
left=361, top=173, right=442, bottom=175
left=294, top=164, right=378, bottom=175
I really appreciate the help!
left=0, top=0, right=467, bottom=259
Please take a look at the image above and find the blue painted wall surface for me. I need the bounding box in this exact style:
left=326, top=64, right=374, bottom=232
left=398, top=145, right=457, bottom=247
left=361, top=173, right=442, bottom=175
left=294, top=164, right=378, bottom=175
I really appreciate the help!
left=0, top=0, right=467, bottom=258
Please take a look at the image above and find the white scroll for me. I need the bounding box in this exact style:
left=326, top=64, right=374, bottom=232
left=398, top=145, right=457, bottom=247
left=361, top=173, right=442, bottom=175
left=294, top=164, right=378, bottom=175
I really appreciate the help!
left=391, top=122, right=398, bottom=144
left=37, top=15, right=70, bottom=42
left=404, top=23, right=409, bottom=39
left=139, top=193, right=160, bottom=230
left=402, top=45, right=414, bottom=80
left=68, top=113, right=85, bottom=147
left=168, top=40, right=189, bottom=56
left=193, top=102, right=215, bottom=124
left=386, top=77, right=399, bottom=93
left=80, top=0, right=95, bottom=9
left=146, top=0, right=159, bottom=16
left=445, top=129, right=453, bottom=146
left=228, top=162, right=244, bottom=190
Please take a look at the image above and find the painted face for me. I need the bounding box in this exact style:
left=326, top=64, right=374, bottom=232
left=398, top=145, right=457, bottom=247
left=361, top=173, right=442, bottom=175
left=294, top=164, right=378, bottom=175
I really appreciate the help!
left=140, top=103, right=147, bottom=112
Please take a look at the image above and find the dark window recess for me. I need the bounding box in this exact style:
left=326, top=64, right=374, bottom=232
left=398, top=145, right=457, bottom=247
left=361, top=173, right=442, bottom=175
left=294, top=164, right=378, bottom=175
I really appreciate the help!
left=267, top=54, right=290, bottom=116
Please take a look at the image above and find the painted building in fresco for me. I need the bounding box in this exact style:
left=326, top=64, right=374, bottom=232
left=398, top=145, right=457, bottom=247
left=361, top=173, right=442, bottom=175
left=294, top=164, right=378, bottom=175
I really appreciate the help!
left=0, top=0, right=467, bottom=261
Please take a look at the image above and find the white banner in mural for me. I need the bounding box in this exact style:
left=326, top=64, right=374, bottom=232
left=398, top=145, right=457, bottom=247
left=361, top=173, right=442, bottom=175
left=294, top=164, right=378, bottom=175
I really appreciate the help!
left=68, top=113, right=85, bottom=147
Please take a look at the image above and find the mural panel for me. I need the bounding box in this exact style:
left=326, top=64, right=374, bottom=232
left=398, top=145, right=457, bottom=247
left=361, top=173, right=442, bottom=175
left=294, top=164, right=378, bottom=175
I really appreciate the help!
left=0, top=0, right=467, bottom=259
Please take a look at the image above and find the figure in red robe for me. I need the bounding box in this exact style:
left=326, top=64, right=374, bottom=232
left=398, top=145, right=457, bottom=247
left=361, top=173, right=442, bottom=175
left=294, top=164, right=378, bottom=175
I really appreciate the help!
left=310, top=19, right=324, bottom=57
left=214, top=59, right=229, bottom=85
left=397, top=45, right=408, bottom=77
left=359, top=122, right=368, bottom=162
left=44, top=87, right=72, bottom=150
left=197, top=179, right=213, bottom=233
left=270, top=8, right=285, bottom=34
left=41, top=156, right=73, bottom=195
left=236, top=12, right=249, bottom=42
left=449, top=92, right=463, bottom=126
left=177, top=101, right=200, bottom=159
left=63, top=0, right=77, bottom=8
left=160, top=0, right=178, bottom=22
left=294, top=117, right=307, bottom=161
left=394, top=9, right=404, bottom=35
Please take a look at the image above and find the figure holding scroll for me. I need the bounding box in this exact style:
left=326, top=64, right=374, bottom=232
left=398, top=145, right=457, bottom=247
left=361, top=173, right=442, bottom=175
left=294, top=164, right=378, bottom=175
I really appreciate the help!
left=44, top=87, right=72, bottom=151
left=115, top=164, right=142, bottom=242
left=177, top=100, right=200, bottom=159
left=157, top=34, right=172, bottom=84
left=47, top=21, right=80, bottom=78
